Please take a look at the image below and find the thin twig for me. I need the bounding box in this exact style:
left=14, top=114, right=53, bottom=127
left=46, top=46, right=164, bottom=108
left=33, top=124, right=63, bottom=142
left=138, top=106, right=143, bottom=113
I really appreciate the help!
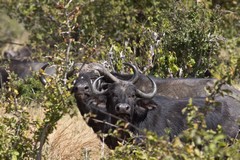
left=88, top=105, right=143, bottom=133
left=90, top=118, right=119, bottom=128
left=0, top=40, right=25, bottom=46
left=36, top=124, right=50, bottom=160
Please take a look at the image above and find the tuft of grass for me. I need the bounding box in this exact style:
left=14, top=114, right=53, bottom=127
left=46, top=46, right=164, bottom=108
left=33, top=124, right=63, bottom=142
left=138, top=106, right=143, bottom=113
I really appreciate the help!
left=43, top=109, right=109, bottom=160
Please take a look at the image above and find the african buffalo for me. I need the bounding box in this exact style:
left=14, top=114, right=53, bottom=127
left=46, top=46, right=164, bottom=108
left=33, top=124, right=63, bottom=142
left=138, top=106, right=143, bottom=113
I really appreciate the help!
left=72, top=62, right=240, bottom=120
left=8, top=59, right=56, bottom=79
left=91, top=68, right=239, bottom=149
left=0, top=59, right=56, bottom=88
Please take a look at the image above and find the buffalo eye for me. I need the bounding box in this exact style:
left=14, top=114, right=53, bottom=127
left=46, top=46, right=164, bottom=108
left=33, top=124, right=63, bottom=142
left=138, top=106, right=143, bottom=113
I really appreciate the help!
left=113, top=94, right=118, bottom=99
left=128, top=94, right=136, bottom=99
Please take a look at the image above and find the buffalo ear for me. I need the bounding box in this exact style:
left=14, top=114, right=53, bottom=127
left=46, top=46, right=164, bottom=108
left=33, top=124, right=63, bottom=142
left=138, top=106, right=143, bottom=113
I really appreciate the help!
left=136, top=99, right=157, bottom=110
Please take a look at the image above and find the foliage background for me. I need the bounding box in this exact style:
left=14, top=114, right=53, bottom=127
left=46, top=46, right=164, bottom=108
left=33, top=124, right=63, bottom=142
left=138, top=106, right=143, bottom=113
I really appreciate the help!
left=0, top=0, right=239, bottom=159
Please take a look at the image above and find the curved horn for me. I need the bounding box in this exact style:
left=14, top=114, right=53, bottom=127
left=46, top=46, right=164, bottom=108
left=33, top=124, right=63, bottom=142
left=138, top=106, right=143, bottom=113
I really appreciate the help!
left=93, top=64, right=120, bottom=83
left=136, top=76, right=157, bottom=98
left=41, top=63, right=49, bottom=70
left=94, top=63, right=139, bottom=84
left=123, top=62, right=139, bottom=83
left=92, top=76, right=108, bottom=95
left=39, top=63, right=49, bottom=85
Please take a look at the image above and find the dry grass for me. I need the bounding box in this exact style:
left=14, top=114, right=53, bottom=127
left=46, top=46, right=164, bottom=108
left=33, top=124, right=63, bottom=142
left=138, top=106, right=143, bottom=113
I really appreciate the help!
left=43, top=108, right=109, bottom=160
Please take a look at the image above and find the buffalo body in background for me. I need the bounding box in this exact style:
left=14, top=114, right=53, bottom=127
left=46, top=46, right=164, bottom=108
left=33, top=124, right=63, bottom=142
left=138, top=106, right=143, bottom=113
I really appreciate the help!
left=1, top=47, right=56, bottom=84
left=9, top=60, right=56, bottom=79
left=0, top=47, right=55, bottom=87
left=0, top=60, right=56, bottom=88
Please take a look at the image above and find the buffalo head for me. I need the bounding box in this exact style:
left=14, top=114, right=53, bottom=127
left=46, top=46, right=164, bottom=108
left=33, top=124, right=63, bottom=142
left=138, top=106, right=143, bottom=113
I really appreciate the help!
left=92, top=63, right=157, bottom=122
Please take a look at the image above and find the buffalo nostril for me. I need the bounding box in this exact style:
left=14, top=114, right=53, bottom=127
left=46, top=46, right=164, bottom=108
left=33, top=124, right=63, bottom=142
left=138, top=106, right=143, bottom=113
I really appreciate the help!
left=126, top=106, right=130, bottom=111
left=84, top=86, right=89, bottom=91
left=116, top=106, right=120, bottom=112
